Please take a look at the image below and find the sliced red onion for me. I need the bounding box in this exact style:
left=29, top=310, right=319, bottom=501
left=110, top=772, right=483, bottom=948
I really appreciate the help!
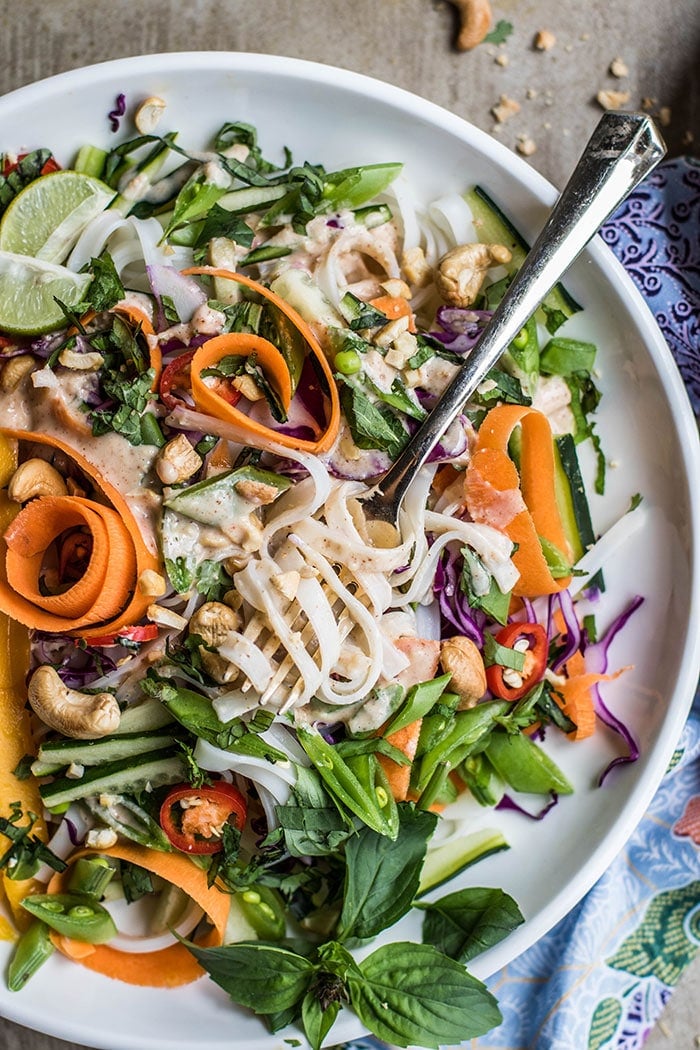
left=426, top=417, right=469, bottom=463
left=550, top=588, right=583, bottom=672
left=147, top=264, right=207, bottom=324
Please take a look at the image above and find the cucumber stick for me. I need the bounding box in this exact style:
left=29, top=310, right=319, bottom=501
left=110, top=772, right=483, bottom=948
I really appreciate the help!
left=36, top=729, right=177, bottom=769
left=40, top=750, right=186, bottom=809
left=465, top=186, right=582, bottom=324
left=417, top=828, right=509, bottom=896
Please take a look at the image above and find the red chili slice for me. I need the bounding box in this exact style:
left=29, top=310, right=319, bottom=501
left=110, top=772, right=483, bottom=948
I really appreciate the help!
left=485, top=622, right=548, bottom=701
left=159, top=348, right=241, bottom=412
left=159, top=782, right=248, bottom=855
left=84, top=623, right=160, bottom=647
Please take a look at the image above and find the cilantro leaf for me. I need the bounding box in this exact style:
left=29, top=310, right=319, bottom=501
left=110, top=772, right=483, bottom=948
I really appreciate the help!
left=484, top=19, right=514, bottom=44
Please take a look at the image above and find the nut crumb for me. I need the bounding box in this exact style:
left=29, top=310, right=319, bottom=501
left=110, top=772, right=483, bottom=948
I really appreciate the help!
left=516, top=136, right=537, bottom=156
left=526, top=87, right=538, bottom=99
left=609, top=56, right=629, bottom=78
left=580, top=32, right=590, bottom=41
left=641, top=97, right=656, bottom=111
left=495, top=52, right=509, bottom=67
left=658, top=106, right=672, bottom=127
left=596, top=89, right=631, bottom=111
left=564, top=44, right=573, bottom=53
left=534, top=29, right=556, bottom=51
left=491, top=94, right=521, bottom=123
left=543, top=121, right=552, bottom=130
left=682, top=129, right=695, bottom=147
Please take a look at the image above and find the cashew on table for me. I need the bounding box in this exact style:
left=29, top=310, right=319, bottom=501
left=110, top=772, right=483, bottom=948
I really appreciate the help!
left=449, top=0, right=493, bottom=51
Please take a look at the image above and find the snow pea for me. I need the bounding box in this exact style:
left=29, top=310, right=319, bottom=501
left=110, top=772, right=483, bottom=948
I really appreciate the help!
left=296, top=726, right=397, bottom=839
left=485, top=730, right=573, bottom=796
left=238, top=885, right=286, bottom=941
left=412, top=700, right=511, bottom=797
left=68, top=855, right=116, bottom=898
left=7, top=919, right=55, bottom=991
left=20, top=893, right=117, bottom=944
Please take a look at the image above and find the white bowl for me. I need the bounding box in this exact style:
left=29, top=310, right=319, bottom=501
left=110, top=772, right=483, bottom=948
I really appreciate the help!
left=1, top=52, right=699, bottom=1050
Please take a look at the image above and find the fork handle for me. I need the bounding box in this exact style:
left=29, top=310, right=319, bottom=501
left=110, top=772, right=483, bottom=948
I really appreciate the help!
left=367, top=112, right=665, bottom=522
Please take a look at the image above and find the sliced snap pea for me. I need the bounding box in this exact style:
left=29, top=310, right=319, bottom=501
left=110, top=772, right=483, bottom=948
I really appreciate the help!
left=238, top=885, right=286, bottom=941
left=345, top=751, right=399, bottom=840
left=485, top=730, right=574, bottom=796
left=7, top=919, right=55, bottom=992
left=21, top=893, right=117, bottom=944
left=412, top=700, right=511, bottom=796
left=296, top=726, right=396, bottom=838
left=68, top=856, right=116, bottom=899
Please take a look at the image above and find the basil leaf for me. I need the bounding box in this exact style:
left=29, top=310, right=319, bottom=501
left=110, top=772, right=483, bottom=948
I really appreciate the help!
left=193, top=205, right=255, bottom=251
left=186, top=942, right=316, bottom=1013
left=461, top=548, right=511, bottom=626
left=120, top=860, right=154, bottom=903
left=419, top=886, right=524, bottom=962
left=339, top=805, right=437, bottom=941
left=340, top=384, right=408, bottom=460
left=482, top=633, right=526, bottom=671
left=348, top=941, right=501, bottom=1046
left=301, top=992, right=339, bottom=1050
left=86, top=252, right=124, bottom=311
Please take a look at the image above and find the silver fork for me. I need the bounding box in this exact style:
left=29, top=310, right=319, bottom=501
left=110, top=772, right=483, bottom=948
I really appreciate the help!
left=362, top=111, right=665, bottom=525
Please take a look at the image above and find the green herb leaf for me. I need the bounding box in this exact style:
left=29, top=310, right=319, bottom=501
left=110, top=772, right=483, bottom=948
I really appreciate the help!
left=482, top=633, right=526, bottom=671
left=348, top=941, right=502, bottom=1046
left=120, top=860, right=155, bottom=903
left=86, top=252, right=125, bottom=311
left=461, top=548, right=512, bottom=625
left=484, top=19, right=514, bottom=44
left=419, top=886, right=524, bottom=962
left=339, top=805, right=437, bottom=942
left=0, top=803, right=67, bottom=881
left=186, top=941, right=316, bottom=1013
left=275, top=766, right=354, bottom=858
left=340, top=384, right=408, bottom=460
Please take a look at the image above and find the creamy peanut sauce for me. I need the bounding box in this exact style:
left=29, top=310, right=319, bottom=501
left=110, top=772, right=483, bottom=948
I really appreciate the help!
left=0, top=371, right=160, bottom=553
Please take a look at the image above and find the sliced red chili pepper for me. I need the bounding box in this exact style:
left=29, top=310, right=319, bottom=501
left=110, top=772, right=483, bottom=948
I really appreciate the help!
left=485, top=622, right=548, bottom=701
left=159, top=782, right=248, bottom=855
left=1, top=152, right=60, bottom=177
left=84, top=623, right=160, bottom=647
left=160, top=347, right=242, bottom=412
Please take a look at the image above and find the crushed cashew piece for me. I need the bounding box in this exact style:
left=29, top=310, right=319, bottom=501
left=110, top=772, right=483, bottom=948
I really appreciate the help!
left=495, top=52, right=509, bottom=67
left=517, top=136, right=537, bottom=157
left=596, top=89, right=631, bottom=112
left=534, top=29, right=556, bottom=51
left=491, top=94, right=521, bottom=123
left=609, top=56, right=629, bottom=78
left=658, top=106, right=672, bottom=127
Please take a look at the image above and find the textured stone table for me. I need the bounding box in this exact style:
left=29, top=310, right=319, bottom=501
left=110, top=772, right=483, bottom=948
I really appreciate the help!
left=0, top=1, right=698, bottom=1048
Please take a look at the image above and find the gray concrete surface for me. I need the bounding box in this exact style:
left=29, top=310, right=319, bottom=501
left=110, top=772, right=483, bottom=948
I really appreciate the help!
left=0, top=1, right=698, bottom=1048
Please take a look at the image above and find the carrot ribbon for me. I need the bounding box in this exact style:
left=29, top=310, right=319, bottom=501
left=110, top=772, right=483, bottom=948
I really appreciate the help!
left=0, top=430, right=160, bottom=638
left=47, top=842, right=230, bottom=987
left=182, top=267, right=340, bottom=453
left=465, top=405, right=572, bottom=597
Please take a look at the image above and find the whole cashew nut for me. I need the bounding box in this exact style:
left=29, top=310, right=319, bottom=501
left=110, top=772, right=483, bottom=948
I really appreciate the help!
left=28, top=665, right=121, bottom=739
left=440, top=636, right=487, bottom=709
left=8, top=459, right=68, bottom=503
left=189, top=601, right=242, bottom=684
left=436, top=242, right=513, bottom=308
left=449, top=0, right=493, bottom=51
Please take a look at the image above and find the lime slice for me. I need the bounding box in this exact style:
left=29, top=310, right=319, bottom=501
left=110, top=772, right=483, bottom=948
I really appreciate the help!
left=0, top=251, right=92, bottom=335
left=0, top=171, right=114, bottom=264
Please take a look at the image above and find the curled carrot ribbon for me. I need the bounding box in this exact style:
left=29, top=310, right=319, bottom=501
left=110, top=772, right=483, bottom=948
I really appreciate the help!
left=182, top=267, right=340, bottom=453
left=465, top=404, right=573, bottom=597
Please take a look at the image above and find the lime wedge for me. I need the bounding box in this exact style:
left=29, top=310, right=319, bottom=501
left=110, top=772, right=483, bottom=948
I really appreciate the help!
left=0, top=251, right=92, bottom=335
left=0, top=171, right=114, bottom=264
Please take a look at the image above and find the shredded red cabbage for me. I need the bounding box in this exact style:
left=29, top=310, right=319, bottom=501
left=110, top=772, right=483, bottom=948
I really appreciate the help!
left=434, top=548, right=485, bottom=645
left=430, top=306, right=492, bottom=355
left=550, top=588, right=583, bottom=672
left=31, top=631, right=117, bottom=687
left=108, top=93, right=126, bottom=133
left=496, top=792, right=559, bottom=820
left=586, top=595, right=644, bottom=784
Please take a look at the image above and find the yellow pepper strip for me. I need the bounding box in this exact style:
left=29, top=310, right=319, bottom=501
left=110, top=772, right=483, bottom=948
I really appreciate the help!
left=0, top=433, right=46, bottom=930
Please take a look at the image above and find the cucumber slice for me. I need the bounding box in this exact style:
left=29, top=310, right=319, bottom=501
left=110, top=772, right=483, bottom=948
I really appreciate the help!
left=36, top=729, right=177, bottom=770
left=417, top=828, right=510, bottom=896
left=40, top=751, right=186, bottom=809
left=116, top=697, right=176, bottom=736
left=465, top=186, right=582, bottom=327
left=554, top=433, right=597, bottom=564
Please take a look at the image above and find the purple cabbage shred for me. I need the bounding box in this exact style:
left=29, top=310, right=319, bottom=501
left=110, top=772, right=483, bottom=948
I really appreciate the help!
left=108, top=93, right=126, bottom=133
left=496, top=791, right=559, bottom=820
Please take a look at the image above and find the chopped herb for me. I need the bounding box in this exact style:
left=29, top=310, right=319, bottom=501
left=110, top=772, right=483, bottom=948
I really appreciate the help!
left=0, top=802, right=67, bottom=881
left=484, top=19, right=514, bottom=44
left=339, top=383, right=408, bottom=460
left=85, top=252, right=124, bottom=311
left=178, top=741, right=211, bottom=789
left=120, top=860, right=155, bottom=903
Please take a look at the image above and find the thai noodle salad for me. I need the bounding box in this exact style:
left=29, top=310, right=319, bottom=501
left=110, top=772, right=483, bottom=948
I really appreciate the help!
left=0, top=100, right=642, bottom=1048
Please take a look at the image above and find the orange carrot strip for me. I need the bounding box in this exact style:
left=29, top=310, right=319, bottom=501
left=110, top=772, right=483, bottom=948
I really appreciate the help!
left=2, top=496, right=136, bottom=633
left=49, top=931, right=96, bottom=959
left=369, top=294, right=417, bottom=333
left=182, top=267, right=340, bottom=453
left=0, top=429, right=159, bottom=638
left=191, top=332, right=292, bottom=426
left=465, top=405, right=572, bottom=597
left=48, top=843, right=230, bottom=988
left=378, top=719, right=422, bottom=803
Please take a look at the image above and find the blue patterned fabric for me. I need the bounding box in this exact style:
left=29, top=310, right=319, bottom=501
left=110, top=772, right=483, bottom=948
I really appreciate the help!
left=339, top=156, right=700, bottom=1050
